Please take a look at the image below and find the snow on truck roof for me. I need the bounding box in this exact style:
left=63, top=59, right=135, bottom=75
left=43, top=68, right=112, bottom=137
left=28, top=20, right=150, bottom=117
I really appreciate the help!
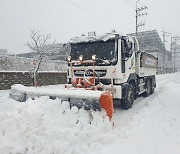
left=69, top=32, right=122, bottom=44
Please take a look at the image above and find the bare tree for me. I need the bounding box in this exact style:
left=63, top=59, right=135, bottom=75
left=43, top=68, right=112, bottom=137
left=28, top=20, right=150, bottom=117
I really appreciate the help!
left=26, top=29, right=56, bottom=87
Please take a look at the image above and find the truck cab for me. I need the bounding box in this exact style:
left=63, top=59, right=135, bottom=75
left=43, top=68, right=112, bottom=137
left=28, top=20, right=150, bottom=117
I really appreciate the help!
left=66, top=32, right=157, bottom=109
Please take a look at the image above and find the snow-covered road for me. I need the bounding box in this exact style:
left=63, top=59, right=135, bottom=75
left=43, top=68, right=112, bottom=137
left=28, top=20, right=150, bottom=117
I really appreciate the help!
left=0, top=73, right=180, bottom=154
left=101, top=73, right=180, bottom=154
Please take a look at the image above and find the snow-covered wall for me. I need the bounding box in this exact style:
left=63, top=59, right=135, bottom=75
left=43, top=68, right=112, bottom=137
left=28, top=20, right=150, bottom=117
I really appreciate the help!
left=0, top=72, right=67, bottom=90
left=0, top=55, right=67, bottom=72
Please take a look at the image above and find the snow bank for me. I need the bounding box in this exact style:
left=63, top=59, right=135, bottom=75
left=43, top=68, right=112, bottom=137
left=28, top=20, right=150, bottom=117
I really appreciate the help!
left=0, top=95, right=114, bottom=154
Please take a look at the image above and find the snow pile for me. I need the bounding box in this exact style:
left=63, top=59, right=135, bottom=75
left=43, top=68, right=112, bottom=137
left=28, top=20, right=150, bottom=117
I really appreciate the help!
left=0, top=96, right=114, bottom=154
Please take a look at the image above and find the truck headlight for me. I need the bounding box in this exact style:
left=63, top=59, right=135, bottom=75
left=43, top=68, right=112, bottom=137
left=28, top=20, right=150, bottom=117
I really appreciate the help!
left=67, top=56, right=71, bottom=62
left=79, top=55, right=83, bottom=61
left=92, top=54, right=96, bottom=61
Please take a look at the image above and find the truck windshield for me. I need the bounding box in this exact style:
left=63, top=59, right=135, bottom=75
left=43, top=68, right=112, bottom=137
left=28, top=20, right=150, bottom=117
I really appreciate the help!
left=70, top=39, right=117, bottom=66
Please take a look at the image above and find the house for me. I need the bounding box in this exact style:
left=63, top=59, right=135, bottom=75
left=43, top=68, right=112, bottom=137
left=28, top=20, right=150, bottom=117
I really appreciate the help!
left=128, top=30, right=172, bottom=73
left=0, top=49, right=8, bottom=55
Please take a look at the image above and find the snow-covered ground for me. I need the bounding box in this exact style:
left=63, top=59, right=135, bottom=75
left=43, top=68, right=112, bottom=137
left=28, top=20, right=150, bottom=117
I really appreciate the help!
left=0, top=73, right=180, bottom=154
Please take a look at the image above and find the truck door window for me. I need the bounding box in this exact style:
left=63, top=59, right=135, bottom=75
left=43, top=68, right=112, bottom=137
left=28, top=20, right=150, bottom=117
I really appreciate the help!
left=121, top=40, right=126, bottom=73
left=124, top=40, right=133, bottom=58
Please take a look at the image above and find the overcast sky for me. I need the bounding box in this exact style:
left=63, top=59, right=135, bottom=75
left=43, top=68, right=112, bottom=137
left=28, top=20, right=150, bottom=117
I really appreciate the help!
left=0, top=0, right=180, bottom=54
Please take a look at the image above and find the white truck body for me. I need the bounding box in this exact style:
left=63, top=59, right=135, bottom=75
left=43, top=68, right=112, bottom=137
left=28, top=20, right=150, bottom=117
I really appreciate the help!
left=67, top=32, right=157, bottom=103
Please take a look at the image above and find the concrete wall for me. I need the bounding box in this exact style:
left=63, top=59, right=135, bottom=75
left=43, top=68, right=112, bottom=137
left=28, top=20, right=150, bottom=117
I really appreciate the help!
left=0, top=72, right=67, bottom=90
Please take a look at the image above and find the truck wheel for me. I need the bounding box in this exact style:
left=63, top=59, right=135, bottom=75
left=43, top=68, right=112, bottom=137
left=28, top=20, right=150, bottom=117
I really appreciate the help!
left=150, top=80, right=155, bottom=94
left=144, top=79, right=151, bottom=97
left=121, top=84, right=134, bottom=109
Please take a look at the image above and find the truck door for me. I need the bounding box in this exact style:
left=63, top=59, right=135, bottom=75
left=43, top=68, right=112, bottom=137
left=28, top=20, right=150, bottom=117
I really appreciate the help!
left=121, top=37, right=135, bottom=75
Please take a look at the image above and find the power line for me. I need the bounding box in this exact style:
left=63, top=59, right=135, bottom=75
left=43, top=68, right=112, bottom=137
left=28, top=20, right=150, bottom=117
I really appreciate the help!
left=121, top=0, right=135, bottom=8
left=66, top=0, right=120, bottom=28
left=67, top=0, right=87, bottom=12
left=121, top=0, right=145, bottom=8
left=67, top=0, right=148, bottom=34
left=135, top=1, right=148, bottom=35
left=130, top=0, right=146, bottom=7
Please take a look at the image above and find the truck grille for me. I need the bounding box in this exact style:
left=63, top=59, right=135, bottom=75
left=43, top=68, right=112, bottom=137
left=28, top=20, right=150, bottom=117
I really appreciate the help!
left=74, top=70, right=107, bottom=77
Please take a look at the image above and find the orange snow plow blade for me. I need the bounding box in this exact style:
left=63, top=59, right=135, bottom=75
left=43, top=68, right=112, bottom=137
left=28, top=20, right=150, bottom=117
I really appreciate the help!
left=100, top=92, right=113, bottom=120
left=10, top=84, right=114, bottom=120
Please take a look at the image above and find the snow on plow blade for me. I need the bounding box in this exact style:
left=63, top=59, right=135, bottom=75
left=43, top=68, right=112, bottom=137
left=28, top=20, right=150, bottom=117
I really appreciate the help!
left=10, top=84, right=113, bottom=120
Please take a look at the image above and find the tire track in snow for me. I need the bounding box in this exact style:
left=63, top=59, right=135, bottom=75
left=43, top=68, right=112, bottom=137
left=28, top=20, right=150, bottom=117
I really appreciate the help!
left=112, top=74, right=176, bottom=128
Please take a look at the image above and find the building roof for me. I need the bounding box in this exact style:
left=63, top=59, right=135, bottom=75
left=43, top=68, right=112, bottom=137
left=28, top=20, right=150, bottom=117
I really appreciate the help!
left=17, top=43, right=69, bottom=60
left=128, top=30, right=166, bottom=53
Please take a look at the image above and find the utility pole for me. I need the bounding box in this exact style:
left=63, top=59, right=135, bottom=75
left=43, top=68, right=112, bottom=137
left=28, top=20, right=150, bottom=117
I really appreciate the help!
left=170, top=34, right=173, bottom=53
left=170, top=34, right=174, bottom=72
left=161, top=30, right=170, bottom=74
left=172, top=36, right=180, bottom=73
left=135, top=1, right=148, bottom=36
left=174, top=39, right=176, bottom=73
left=169, top=33, right=179, bottom=73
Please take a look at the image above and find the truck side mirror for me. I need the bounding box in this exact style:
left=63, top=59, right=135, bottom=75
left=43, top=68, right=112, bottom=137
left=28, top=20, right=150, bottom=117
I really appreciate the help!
left=126, top=50, right=133, bottom=58
left=127, top=41, right=133, bottom=51
left=137, top=50, right=141, bottom=54
left=125, top=41, right=133, bottom=58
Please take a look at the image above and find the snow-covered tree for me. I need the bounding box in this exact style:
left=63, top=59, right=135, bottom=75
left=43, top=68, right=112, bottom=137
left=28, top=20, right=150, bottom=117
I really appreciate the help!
left=26, top=29, right=56, bottom=86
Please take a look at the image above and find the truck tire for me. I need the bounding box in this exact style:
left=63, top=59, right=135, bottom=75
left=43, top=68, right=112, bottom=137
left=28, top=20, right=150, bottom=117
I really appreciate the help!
left=150, top=79, right=155, bottom=94
left=144, top=79, right=151, bottom=97
left=121, top=84, right=134, bottom=109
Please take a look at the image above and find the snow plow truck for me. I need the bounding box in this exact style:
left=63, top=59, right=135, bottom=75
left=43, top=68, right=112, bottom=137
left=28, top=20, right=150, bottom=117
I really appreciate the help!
left=10, top=31, right=157, bottom=120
